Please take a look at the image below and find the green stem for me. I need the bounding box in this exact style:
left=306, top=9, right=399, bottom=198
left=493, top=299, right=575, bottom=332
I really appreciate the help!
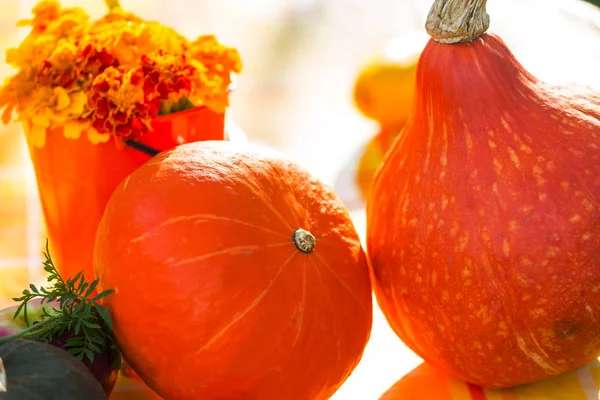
left=105, top=0, right=121, bottom=11
left=0, top=319, right=56, bottom=345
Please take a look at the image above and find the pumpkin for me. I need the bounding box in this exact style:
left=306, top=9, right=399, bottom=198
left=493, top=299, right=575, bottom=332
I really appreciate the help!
left=379, top=360, right=600, bottom=400
left=355, top=126, right=401, bottom=202
left=352, top=31, right=427, bottom=129
left=366, top=0, right=600, bottom=389
left=0, top=298, right=119, bottom=396
left=93, top=140, right=373, bottom=400
left=0, top=339, right=107, bottom=400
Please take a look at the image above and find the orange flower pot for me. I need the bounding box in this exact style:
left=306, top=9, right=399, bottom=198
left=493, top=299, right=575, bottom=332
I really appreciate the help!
left=25, top=106, right=225, bottom=282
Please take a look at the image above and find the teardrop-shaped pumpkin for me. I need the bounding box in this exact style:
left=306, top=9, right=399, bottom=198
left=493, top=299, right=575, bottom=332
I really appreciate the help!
left=93, top=140, right=373, bottom=400
left=367, top=0, right=600, bottom=389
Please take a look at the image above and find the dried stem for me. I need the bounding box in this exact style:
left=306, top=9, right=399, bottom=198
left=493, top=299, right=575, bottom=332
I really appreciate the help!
left=425, top=0, right=489, bottom=44
left=292, top=229, right=316, bottom=254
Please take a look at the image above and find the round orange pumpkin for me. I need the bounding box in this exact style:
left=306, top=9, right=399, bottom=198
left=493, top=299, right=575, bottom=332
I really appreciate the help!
left=94, top=140, right=373, bottom=400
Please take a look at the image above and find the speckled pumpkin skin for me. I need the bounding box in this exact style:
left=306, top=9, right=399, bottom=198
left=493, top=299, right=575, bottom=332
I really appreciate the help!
left=367, top=33, right=600, bottom=388
left=95, top=141, right=373, bottom=400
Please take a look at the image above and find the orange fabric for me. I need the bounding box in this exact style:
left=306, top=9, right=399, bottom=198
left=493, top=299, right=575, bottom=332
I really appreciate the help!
left=380, top=362, right=600, bottom=399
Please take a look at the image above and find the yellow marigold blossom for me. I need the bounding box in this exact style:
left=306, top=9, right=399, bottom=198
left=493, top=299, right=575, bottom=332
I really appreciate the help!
left=63, top=121, right=84, bottom=140
left=86, top=126, right=111, bottom=145
left=188, top=35, right=243, bottom=113
left=48, top=88, right=88, bottom=122
left=23, top=118, right=49, bottom=148
left=87, top=65, right=153, bottom=138
left=0, top=0, right=243, bottom=147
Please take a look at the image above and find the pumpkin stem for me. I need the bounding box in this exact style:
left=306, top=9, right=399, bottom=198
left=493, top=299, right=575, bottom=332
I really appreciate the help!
left=425, top=0, right=489, bottom=44
left=292, top=229, right=316, bottom=254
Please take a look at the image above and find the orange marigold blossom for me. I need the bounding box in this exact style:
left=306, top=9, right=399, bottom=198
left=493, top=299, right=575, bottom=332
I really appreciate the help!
left=0, top=0, right=242, bottom=147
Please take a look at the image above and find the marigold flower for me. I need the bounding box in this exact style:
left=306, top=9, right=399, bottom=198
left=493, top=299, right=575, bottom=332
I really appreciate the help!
left=0, top=0, right=243, bottom=147
left=87, top=66, right=157, bottom=139
left=188, top=35, right=242, bottom=113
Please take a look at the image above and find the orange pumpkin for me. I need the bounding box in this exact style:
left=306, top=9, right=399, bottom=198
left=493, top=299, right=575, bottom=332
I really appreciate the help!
left=367, top=0, right=600, bottom=389
left=26, top=106, right=224, bottom=282
left=352, top=32, right=427, bottom=128
left=379, top=361, right=600, bottom=399
left=94, top=140, right=373, bottom=400
left=355, top=125, right=401, bottom=202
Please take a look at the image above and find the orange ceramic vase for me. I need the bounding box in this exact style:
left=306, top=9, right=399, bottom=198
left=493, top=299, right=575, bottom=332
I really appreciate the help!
left=25, top=106, right=225, bottom=282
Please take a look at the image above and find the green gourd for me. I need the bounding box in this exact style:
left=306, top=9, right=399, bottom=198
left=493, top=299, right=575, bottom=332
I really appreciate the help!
left=0, top=339, right=107, bottom=400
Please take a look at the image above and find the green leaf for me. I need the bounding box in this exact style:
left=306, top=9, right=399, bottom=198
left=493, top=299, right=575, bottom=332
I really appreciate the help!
left=87, top=342, right=101, bottom=353
left=89, top=335, right=105, bottom=345
left=93, top=289, right=115, bottom=301
left=85, top=280, right=99, bottom=297
left=96, top=306, right=113, bottom=330
left=69, top=271, right=83, bottom=289
left=74, top=318, right=82, bottom=335
left=81, top=319, right=101, bottom=329
left=59, top=297, right=69, bottom=309
left=73, top=300, right=86, bottom=315
left=78, top=282, right=89, bottom=296
left=84, top=348, right=95, bottom=362
left=23, top=302, right=29, bottom=327
left=12, top=302, right=25, bottom=320
left=6, top=240, right=117, bottom=365
left=67, top=347, right=85, bottom=360
left=65, top=336, right=86, bottom=347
